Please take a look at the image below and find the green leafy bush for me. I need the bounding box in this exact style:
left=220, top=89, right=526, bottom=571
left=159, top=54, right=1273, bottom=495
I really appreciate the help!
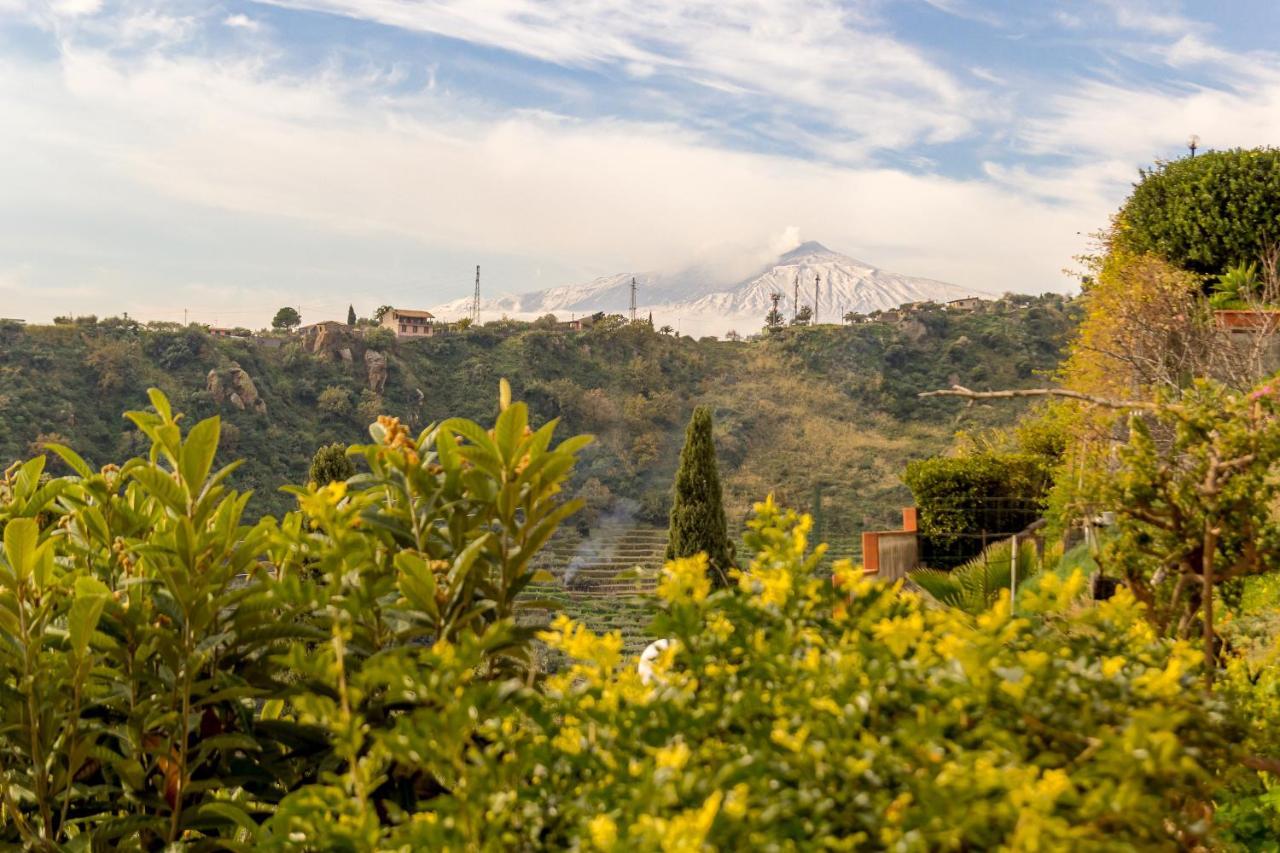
left=2, top=386, right=1270, bottom=849
left=903, top=451, right=1053, bottom=567
left=1120, top=148, right=1280, bottom=277
left=910, top=537, right=1042, bottom=614
left=0, top=384, right=589, bottom=847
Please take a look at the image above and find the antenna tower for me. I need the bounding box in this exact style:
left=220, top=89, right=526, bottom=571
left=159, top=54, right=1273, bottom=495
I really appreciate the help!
left=792, top=275, right=799, bottom=322
left=630, top=276, right=637, bottom=323
left=471, top=266, right=480, bottom=323
left=814, top=273, right=821, bottom=325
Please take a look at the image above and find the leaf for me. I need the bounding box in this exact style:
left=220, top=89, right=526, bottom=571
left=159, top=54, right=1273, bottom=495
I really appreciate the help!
left=3, top=517, right=37, bottom=582
left=146, top=387, right=173, bottom=421
left=69, top=576, right=111, bottom=660
left=128, top=465, right=187, bottom=513
left=499, top=377, right=512, bottom=411
left=396, top=551, right=440, bottom=618
left=43, top=443, right=93, bottom=479
left=494, top=401, right=529, bottom=463
left=180, top=416, right=221, bottom=497
left=182, top=801, right=261, bottom=838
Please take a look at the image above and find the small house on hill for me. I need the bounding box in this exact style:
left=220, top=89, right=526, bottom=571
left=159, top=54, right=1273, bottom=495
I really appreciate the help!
left=946, top=297, right=985, bottom=313
left=556, top=313, right=602, bottom=332
left=381, top=308, right=436, bottom=338
left=297, top=320, right=347, bottom=337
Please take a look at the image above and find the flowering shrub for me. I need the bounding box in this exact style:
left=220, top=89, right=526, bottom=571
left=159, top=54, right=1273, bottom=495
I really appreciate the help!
left=382, top=500, right=1239, bottom=850
left=0, top=387, right=1268, bottom=848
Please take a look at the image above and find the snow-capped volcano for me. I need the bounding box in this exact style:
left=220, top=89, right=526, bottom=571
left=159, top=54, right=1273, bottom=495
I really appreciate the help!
left=431, top=241, right=991, bottom=337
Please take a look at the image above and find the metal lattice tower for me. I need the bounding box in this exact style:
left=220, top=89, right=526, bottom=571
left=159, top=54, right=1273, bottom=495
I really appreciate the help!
left=792, top=275, right=799, bottom=322
left=630, top=276, right=637, bottom=323
left=471, top=266, right=480, bottom=323
left=814, top=273, right=821, bottom=325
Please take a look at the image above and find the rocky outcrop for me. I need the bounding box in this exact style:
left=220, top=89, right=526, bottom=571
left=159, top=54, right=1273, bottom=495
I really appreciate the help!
left=310, top=322, right=346, bottom=355
left=207, top=363, right=267, bottom=415
left=365, top=350, right=388, bottom=393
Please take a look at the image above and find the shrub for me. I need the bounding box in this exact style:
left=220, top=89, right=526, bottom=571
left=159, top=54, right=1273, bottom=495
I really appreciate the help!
left=903, top=451, right=1052, bottom=567
left=0, top=384, right=589, bottom=847
left=316, top=385, right=351, bottom=416
left=270, top=501, right=1246, bottom=849
left=309, top=442, right=354, bottom=485
left=1120, top=148, right=1280, bottom=277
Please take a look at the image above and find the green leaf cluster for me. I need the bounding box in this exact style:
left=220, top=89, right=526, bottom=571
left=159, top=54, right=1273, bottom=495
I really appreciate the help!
left=1120, top=148, right=1280, bottom=277
left=0, top=384, right=589, bottom=847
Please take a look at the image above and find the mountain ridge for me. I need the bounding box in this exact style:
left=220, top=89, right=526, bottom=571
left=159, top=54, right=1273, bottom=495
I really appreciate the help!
left=431, top=241, right=994, bottom=336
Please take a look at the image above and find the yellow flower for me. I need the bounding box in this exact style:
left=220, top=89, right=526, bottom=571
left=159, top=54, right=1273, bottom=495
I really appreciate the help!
left=872, top=612, right=925, bottom=658
left=770, top=723, right=810, bottom=752
left=1101, top=655, right=1126, bottom=678
left=552, top=723, right=584, bottom=755
left=722, top=784, right=750, bottom=820
left=655, top=740, right=691, bottom=771
left=588, top=814, right=618, bottom=851
left=658, top=554, right=712, bottom=604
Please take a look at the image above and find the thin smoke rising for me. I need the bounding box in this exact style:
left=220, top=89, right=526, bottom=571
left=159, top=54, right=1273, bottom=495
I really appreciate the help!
left=663, top=227, right=806, bottom=289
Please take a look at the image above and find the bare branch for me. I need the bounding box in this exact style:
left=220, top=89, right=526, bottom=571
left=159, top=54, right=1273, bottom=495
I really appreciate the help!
left=917, top=385, right=1160, bottom=410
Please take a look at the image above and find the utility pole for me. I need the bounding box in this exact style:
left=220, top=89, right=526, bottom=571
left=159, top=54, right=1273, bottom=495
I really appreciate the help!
left=814, top=273, right=821, bottom=325
left=472, top=265, right=481, bottom=323
left=630, top=276, right=637, bottom=323
left=183, top=308, right=188, bottom=326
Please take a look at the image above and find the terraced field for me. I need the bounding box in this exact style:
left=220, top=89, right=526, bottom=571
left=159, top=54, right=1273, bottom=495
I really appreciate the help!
left=526, top=522, right=863, bottom=653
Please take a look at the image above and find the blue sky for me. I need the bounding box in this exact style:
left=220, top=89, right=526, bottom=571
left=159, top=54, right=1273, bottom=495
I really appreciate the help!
left=3, top=0, right=1280, bottom=325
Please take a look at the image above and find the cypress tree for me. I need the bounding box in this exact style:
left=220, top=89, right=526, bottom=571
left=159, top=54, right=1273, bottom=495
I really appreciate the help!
left=347, top=304, right=357, bottom=326
left=310, top=442, right=355, bottom=486
left=666, top=406, right=734, bottom=585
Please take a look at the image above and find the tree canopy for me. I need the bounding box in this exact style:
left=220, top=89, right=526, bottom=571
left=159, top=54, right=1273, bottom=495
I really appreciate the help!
left=271, top=306, right=301, bottom=330
left=1119, top=148, right=1280, bottom=277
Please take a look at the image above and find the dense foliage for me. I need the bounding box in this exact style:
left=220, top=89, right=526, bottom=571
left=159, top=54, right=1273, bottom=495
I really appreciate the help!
left=0, top=296, right=1077, bottom=533
left=902, top=451, right=1054, bottom=567
left=308, top=442, right=354, bottom=485
left=1101, top=380, right=1280, bottom=650
left=0, top=386, right=587, bottom=847
left=1120, top=148, right=1280, bottom=277
left=3, top=387, right=1278, bottom=848
left=665, top=406, right=734, bottom=585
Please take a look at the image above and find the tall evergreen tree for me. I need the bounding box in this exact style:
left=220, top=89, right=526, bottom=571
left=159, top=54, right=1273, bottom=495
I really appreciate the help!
left=347, top=304, right=357, bottom=326
left=310, top=442, right=354, bottom=486
left=666, top=406, right=734, bottom=585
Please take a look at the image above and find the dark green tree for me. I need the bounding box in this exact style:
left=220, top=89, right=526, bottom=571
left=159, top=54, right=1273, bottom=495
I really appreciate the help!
left=1120, top=148, right=1280, bottom=277
left=272, top=306, right=302, bottom=330
left=309, top=442, right=354, bottom=486
left=347, top=304, right=357, bottom=326
left=666, top=406, right=734, bottom=585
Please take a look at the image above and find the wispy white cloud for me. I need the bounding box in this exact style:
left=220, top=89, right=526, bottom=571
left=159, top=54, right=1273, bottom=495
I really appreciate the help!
left=0, top=38, right=1093, bottom=323
left=1, top=0, right=1278, bottom=327
left=252, top=0, right=991, bottom=153
left=223, top=13, right=261, bottom=31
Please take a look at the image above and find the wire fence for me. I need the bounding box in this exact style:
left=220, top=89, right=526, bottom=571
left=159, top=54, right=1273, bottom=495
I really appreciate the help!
left=913, top=496, right=1047, bottom=570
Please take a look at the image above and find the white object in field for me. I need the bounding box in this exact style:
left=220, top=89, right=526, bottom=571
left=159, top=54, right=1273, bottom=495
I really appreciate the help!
left=638, top=638, right=674, bottom=685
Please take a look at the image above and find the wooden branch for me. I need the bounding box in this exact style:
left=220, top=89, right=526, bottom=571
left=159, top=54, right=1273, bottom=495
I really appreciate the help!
left=1243, top=754, right=1280, bottom=775
left=917, top=385, right=1160, bottom=410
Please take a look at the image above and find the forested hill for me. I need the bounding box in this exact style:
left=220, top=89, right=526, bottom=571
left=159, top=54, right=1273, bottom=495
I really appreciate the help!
left=0, top=293, right=1077, bottom=530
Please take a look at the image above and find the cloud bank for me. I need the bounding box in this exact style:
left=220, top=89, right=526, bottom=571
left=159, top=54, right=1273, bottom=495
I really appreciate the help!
left=0, top=1, right=1278, bottom=324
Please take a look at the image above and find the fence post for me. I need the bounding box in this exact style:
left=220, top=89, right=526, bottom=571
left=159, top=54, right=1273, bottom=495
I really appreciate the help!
left=1010, top=533, right=1018, bottom=605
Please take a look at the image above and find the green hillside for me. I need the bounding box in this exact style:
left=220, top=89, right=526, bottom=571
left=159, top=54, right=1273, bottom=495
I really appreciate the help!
left=0, top=294, right=1077, bottom=533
